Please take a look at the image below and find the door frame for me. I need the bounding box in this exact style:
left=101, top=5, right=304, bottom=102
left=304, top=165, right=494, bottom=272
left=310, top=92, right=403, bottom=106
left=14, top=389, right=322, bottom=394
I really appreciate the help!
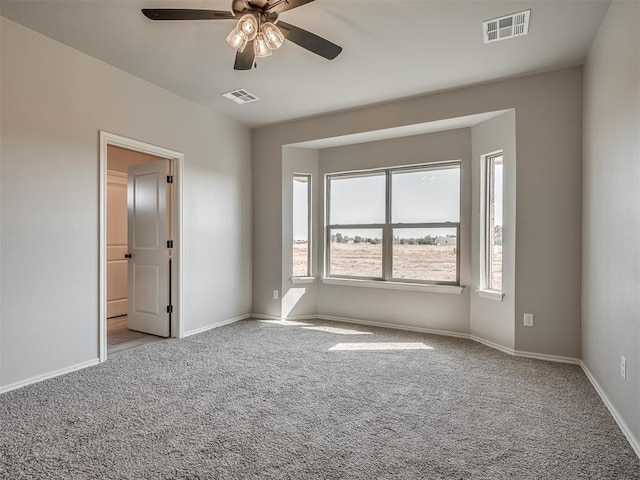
left=99, top=131, right=184, bottom=362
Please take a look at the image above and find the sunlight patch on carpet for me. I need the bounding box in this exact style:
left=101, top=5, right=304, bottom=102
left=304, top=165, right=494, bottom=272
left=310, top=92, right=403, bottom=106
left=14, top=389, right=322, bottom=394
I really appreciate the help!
left=329, top=342, right=433, bottom=351
left=259, top=320, right=312, bottom=326
left=302, top=326, right=372, bottom=335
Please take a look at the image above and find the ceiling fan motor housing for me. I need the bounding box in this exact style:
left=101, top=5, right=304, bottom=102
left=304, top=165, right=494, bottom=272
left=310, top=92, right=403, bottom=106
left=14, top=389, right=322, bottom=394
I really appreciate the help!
left=232, top=0, right=279, bottom=22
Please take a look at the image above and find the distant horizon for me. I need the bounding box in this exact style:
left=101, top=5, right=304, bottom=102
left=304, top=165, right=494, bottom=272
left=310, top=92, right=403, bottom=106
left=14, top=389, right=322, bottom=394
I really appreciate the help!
left=293, top=164, right=502, bottom=241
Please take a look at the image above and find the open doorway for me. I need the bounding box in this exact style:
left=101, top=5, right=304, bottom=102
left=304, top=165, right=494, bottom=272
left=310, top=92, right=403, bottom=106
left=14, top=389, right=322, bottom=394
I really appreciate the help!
left=99, top=132, right=183, bottom=361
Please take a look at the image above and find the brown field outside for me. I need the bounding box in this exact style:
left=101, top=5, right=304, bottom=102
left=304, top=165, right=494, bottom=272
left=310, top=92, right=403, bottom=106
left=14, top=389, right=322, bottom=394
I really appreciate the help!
left=294, top=242, right=503, bottom=285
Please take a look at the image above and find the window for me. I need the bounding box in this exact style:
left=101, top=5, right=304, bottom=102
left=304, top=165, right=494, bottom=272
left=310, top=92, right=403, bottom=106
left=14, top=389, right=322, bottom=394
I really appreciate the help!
left=483, top=153, right=503, bottom=291
left=293, top=174, right=311, bottom=277
left=326, top=163, right=460, bottom=284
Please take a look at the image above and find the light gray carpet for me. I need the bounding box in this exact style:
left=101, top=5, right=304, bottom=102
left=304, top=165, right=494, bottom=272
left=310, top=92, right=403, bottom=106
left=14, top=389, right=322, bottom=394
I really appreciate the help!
left=1, top=319, right=639, bottom=479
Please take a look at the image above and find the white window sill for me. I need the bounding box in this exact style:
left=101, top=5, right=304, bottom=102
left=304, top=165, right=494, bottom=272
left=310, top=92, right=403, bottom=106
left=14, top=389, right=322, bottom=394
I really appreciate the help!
left=476, top=289, right=504, bottom=302
left=291, top=276, right=316, bottom=285
left=322, top=277, right=464, bottom=295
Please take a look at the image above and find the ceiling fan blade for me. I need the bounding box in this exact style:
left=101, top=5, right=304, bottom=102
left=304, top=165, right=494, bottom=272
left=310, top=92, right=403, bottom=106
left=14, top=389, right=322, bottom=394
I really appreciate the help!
left=266, top=0, right=315, bottom=14
left=277, top=21, right=342, bottom=60
left=142, top=9, right=235, bottom=21
left=234, top=41, right=256, bottom=70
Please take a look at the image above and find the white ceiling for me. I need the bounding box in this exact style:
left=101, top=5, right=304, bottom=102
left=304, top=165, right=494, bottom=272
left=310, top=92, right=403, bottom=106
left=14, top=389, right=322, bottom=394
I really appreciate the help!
left=0, top=0, right=611, bottom=127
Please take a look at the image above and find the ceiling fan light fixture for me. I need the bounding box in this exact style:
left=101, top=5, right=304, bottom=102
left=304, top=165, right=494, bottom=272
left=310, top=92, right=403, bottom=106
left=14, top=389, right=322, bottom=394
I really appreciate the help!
left=254, top=33, right=273, bottom=58
left=237, top=14, right=258, bottom=41
left=262, top=22, right=284, bottom=50
left=226, top=28, right=248, bottom=52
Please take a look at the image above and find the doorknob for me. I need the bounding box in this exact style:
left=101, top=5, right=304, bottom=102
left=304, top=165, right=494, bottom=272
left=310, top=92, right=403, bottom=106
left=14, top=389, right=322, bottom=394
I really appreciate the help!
left=124, top=253, right=132, bottom=259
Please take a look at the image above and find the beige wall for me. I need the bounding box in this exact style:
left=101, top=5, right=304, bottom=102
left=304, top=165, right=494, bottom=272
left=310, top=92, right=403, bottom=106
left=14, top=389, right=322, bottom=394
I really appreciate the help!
left=0, top=18, right=252, bottom=389
left=281, top=147, right=320, bottom=319
left=316, top=129, right=472, bottom=333
left=253, top=67, right=583, bottom=358
left=582, top=0, right=640, bottom=452
left=470, top=111, right=516, bottom=349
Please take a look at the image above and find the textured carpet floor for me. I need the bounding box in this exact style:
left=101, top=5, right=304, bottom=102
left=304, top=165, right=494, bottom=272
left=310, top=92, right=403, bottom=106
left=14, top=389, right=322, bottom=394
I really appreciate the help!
left=1, top=319, right=639, bottom=479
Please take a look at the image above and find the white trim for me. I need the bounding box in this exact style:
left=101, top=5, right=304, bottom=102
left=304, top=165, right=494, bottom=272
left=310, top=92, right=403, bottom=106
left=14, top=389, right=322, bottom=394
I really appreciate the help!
left=99, top=131, right=185, bottom=364
left=321, top=277, right=464, bottom=294
left=581, top=362, right=640, bottom=459
left=252, top=313, right=582, bottom=367
left=0, top=359, right=100, bottom=395
left=469, top=335, right=515, bottom=355
left=291, top=276, right=315, bottom=284
left=251, top=313, right=320, bottom=321
left=256, top=312, right=581, bottom=366
left=316, top=315, right=471, bottom=339
left=476, top=289, right=504, bottom=301
left=278, top=314, right=318, bottom=321
left=514, top=349, right=580, bottom=365
left=183, top=314, right=251, bottom=337
left=252, top=313, right=282, bottom=321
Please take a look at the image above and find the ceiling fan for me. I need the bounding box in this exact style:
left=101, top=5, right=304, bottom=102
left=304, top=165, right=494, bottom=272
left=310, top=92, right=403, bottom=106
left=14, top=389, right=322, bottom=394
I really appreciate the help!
left=142, top=0, right=342, bottom=70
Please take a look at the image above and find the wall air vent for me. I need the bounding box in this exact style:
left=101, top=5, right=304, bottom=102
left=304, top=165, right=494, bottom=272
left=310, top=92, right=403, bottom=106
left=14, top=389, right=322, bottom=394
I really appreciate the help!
left=222, top=88, right=260, bottom=104
left=483, top=10, right=530, bottom=44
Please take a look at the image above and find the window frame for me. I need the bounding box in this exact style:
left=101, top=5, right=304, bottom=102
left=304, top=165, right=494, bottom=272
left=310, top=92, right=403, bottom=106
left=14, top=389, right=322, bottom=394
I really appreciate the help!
left=292, top=173, right=312, bottom=278
left=325, top=162, right=461, bottom=286
left=481, top=151, right=504, bottom=292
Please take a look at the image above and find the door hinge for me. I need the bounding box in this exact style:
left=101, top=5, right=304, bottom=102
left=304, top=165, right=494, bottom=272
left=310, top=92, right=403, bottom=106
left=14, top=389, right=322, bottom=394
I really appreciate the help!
left=167, top=175, right=174, bottom=184
left=167, top=240, right=174, bottom=248
left=167, top=305, right=173, bottom=314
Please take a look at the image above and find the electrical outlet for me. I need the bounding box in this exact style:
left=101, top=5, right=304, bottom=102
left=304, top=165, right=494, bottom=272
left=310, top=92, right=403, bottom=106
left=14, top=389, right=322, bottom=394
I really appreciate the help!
left=523, top=313, right=534, bottom=327
left=621, top=356, right=626, bottom=379
left=272, top=289, right=279, bottom=300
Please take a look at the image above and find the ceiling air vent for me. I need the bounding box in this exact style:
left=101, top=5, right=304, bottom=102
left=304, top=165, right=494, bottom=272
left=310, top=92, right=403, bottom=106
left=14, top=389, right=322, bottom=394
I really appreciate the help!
left=222, top=88, right=260, bottom=105
left=483, top=9, right=530, bottom=44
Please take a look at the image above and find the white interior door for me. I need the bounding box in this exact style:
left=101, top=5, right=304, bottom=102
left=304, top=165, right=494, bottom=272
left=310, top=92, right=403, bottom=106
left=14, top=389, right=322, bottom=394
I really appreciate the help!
left=127, top=159, right=170, bottom=337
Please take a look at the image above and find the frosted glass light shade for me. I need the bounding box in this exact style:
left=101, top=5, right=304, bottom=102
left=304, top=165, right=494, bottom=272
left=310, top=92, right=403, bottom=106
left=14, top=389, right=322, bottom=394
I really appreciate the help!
left=237, top=14, right=258, bottom=41
left=262, top=22, right=284, bottom=50
left=226, top=28, right=248, bottom=52
left=254, top=33, right=272, bottom=58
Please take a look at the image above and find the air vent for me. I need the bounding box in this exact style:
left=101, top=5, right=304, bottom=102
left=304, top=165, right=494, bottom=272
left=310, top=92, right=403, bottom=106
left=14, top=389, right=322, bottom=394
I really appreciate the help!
left=483, top=10, right=530, bottom=44
left=222, top=88, right=260, bottom=104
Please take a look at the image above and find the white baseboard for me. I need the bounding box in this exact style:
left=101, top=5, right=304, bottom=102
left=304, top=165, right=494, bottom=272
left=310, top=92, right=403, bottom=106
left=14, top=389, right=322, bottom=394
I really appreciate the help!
left=514, top=349, right=581, bottom=365
left=0, top=358, right=100, bottom=395
left=316, top=314, right=471, bottom=340
left=318, top=316, right=582, bottom=365
left=251, top=313, right=281, bottom=321
left=469, top=335, right=516, bottom=356
left=255, top=312, right=582, bottom=366
left=280, top=314, right=318, bottom=321
left=252, top=312, right=471, bottom=338
left=251, top=313, right=320, bottom=322
left=183, top=314, right=251, bottom=338
left=581, top=362, right=640, bottom=459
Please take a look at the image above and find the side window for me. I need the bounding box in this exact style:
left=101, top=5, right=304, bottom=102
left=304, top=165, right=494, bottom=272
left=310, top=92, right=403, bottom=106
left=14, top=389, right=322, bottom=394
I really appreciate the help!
left=292, top=174, right=311, bottom=277
left=483, top=153, right=503, bottom=291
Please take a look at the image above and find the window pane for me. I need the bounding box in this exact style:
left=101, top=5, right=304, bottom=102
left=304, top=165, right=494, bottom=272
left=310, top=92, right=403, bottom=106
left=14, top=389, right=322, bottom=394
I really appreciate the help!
left=329, top=228, right=383, bottom=278
left=392, top=166, right=460, bottom=223
left=393, top=228, right=457, bottom=282
left=488, top=157, right=503, bottom=290
left=293, top=175, right=309, bottom=277
left=329, top=174, right=385, bottom=225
